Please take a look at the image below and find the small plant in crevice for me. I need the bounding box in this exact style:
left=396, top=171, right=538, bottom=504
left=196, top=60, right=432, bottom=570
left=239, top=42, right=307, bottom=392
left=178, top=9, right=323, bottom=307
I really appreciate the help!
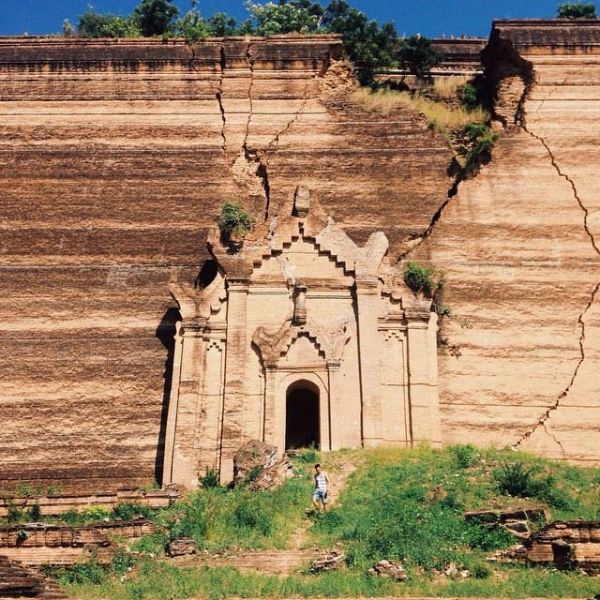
left=112, top=501, right=154, bottom=521
left=403, top=261, right=451, bottom=319
left=457, top=122, right=500, bottom=178
left=6, top=501, right=23, bottom=523
left=458, top=83, right=479, bottom=110
left=218, top=201, right=255, bottom=244
left=29, top=502, right=42, bottom=522
left=244, top=465, right=263, bottom=485
left=403, top=261, right=435, bottom=296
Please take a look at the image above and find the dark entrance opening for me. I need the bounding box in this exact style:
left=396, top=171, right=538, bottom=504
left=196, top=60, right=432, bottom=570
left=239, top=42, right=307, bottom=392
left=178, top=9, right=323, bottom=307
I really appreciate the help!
left=285, top=381, right=320, bottom=450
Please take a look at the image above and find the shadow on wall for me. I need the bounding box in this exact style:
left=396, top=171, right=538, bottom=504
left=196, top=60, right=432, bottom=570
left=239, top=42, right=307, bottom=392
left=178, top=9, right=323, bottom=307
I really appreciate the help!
left=154, top=307, right=181, bottom=486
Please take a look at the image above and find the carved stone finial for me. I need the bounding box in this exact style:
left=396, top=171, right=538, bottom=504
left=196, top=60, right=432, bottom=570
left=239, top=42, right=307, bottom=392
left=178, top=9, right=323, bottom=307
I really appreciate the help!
left=293, top=283, right=307, bottom=325
left=293, top=184, right=311, bottom=218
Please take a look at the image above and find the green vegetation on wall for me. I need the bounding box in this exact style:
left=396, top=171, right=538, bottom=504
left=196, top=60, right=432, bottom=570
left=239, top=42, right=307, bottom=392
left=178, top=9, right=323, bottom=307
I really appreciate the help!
left=218, top=201, right=255, bottom=240
left=66, top=0, right=441, bottom=85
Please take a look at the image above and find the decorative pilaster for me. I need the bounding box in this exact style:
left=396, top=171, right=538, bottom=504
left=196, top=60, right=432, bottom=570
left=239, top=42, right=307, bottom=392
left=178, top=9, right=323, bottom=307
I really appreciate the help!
left=167, top=319, right=206, bottom=489
left=263, top=365, right=278, bottom=447
left=355, top=276, right=383, bottom=447
left=219, top=280, right=250, bottom=482
left=406, top=304, right=441, bottom=446
left=326, top=360, right=341, bottom=450
left=162, top=321, right=183, bottom=486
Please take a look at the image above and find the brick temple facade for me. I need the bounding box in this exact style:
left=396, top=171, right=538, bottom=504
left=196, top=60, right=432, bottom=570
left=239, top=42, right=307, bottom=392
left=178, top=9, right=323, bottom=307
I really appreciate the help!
left=164, top=189, right=440, bottom=485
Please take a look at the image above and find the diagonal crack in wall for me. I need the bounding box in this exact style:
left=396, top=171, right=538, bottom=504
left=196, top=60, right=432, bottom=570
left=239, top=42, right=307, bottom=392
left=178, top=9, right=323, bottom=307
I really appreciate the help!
left=513, top=116, right=600, bottom=455
left=398, top=166, right=462, bottom=260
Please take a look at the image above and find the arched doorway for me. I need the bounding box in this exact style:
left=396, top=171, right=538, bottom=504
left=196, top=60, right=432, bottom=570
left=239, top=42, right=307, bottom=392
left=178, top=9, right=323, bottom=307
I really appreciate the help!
left=285, top=381, right=320, bottom=450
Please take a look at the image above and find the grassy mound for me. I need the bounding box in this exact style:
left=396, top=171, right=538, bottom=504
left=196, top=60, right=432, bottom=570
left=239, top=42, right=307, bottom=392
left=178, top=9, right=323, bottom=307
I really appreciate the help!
left=49, top=446, right=600, bottom=599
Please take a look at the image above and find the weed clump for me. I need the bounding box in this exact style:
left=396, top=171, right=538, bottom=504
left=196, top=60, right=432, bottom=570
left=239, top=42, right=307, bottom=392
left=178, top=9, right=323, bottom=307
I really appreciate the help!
left=450, top=444, right=479, bottom=469
left=218, top=201, right=254, bottom=240
left=459, top=122, right=499, bottom=178
left=403, top=261, right=435, bottom=296
left=200, top=468, right=220, bottom=489
left=493, top=462, right=574, bottom=510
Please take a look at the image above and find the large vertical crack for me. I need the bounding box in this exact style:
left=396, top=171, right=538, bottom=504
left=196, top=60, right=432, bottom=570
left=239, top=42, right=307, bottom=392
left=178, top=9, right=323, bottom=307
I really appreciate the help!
left=513, top=112, right=600, bottom=455
left=242, top=42, right=255, bottom=153
left=187, top=41, right=230, bottom=171
left=216, top=43, right=229, bottom=169
left=237, top=43, right=312, bottom=221
left=237, top=42, right=272, bottom=219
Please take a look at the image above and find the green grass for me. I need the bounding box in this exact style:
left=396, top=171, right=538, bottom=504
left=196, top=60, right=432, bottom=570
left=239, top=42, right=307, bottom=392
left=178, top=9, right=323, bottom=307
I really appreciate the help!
left=158, top=475, right=312, bottom=552
left=50, top=446, right=600, bottom=598
left=128, top=451, right=316, bottom=556
left=58, top=563, right=600, bottom=599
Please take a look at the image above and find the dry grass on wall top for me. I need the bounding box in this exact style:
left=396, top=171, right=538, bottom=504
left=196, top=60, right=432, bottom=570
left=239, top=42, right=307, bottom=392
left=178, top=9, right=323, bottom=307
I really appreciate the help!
left=432, top=75, right=472, bottom=101
left=351, top=87, right=487, bottom=129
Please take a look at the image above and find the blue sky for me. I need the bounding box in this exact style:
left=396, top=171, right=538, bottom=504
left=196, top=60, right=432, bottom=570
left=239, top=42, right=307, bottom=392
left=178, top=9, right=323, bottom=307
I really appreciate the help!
left=0, top=0, right=590, bottom=37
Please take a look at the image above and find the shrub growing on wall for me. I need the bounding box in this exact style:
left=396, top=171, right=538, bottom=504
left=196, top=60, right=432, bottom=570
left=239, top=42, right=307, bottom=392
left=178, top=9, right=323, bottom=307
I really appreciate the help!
left=403, top=261, right=435, bottom=297
left=218, top=202, right=255, bottom=239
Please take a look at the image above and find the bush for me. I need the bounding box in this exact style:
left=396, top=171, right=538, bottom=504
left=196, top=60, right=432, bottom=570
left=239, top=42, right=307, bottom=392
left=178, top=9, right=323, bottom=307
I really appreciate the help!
left=47, top=559, right=108, bottom=585
left=134, top=0, right=179, bottom=36
left=494, top=461, right=541, bottom=497
left=77, top=9, right=141, bottom=37
left=112, top=502, right=154, bottom=521
left=173, top=8, right=211, bottom=43
left=110, top=550, right=137, bottom=575
left=246, top=1, right=321, bottom=36
left=218, top=202, right=254, bottom=239
left=464, top=523, right=516, bottom=551
left=200, top=468, right=220, bottom=489
left=29, top=503, right=42, bottom=522
left=493, top=461, right=574, bottom=510
left=397, top=35, right=441, bottom=80
left=451, top=444, right=479, bottom=469
left=461, top=122, right=499, bottom=178
left=557, top=2, right=597, bottom=18
left=295, top=447, right=320, bottom=464
left=233, top=496, right=273, bottom=535
left=458, top=83, right=479, bottom=109
left=403, top=261, right=435, bottom=296
left=81, top=505, right=111, bottom=522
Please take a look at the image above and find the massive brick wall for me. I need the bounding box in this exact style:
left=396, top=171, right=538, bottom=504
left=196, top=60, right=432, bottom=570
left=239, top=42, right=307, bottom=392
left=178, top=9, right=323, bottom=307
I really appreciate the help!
left=0, top=36, right=453, bottom=492
left=413, top=20, right=600, bottom=464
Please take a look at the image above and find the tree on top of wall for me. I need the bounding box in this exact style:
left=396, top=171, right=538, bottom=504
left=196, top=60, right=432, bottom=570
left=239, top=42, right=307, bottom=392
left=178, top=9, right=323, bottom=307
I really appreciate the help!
left=76, top=8, right=141, bottom=37
left=557, top=2, right=597, bottom=18
left=134, top=0, right=179, bottom=36
left=322, top=0, right=398, bottom=84
left=396, top=35, right=441, bottom=81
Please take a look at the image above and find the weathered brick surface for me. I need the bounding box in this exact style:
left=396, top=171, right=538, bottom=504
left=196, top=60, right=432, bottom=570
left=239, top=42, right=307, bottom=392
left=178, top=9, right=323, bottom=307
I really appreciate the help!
left=0, top=36, right=453, bottom=491
left=414, top=21, right=600, bottom=463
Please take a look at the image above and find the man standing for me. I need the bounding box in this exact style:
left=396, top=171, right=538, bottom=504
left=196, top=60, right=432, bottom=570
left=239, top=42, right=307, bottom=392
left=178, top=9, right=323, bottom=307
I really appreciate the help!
left=312, top=463, right=330, bottom=512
